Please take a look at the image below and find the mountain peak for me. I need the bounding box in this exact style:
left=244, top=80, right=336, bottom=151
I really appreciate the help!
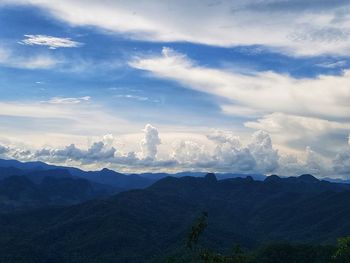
left=298, top=174, right=319, bottom=183
left=204, top=173, right=217, bottom=182
left=246, top=175, right=254, bottom=182
left=264, top=174, right=281, bottom=182
left=100, top=168, right=117, bottom=175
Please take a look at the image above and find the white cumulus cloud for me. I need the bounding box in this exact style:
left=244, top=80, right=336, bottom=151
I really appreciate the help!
left=333, top=135, right=350, bottom=175
left=248, top=130, right=279, bottom=173
left=35, top=141, right=116, bottom=163
left=1, top=128, right=349, bottom=177
left=141, top=124, right=161, bottom=159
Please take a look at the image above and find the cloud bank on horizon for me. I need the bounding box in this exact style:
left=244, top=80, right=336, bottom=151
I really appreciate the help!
left=0, top=0, right=349, bottom=177
left=0, top=124, right=349, bottom=178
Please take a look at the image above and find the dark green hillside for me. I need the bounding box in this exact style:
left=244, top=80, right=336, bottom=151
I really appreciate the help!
left=0, top=174, right=350, bottom=262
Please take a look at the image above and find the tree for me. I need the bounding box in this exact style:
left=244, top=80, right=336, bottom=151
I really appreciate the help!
left=333, top=237, right=350, bottom=262
left=186, top=212, right=249, bottom=263
left=187, top=212, right=208, bottom=251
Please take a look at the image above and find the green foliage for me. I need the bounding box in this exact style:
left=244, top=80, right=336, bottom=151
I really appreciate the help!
left=184, top=213, right=250, bottom=263
left=333, top=237, right=350, bottom=262
left=181, top=213, right=338, bottom=263
left=187, top=212, right=208, bottom=250
left=250, top=243, right=335, bottom=263
left=200, top=245, right=250, bottom=263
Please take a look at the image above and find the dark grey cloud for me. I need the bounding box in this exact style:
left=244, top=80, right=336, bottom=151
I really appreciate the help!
left=0, top=144, right=9, bottom=155
left=35, top=142, right=116, bottom=163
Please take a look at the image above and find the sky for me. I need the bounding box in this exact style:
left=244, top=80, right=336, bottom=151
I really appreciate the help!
left=0, top=0, right=349, bottom=177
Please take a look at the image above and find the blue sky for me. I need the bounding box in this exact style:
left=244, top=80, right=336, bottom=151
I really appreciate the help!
left=0, top=1, right=349, bottom=177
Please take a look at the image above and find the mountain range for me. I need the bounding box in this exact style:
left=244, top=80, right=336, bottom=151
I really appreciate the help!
left=0, top=158, right=268, bottom=213
left=1, top=162, right=350, bottom=262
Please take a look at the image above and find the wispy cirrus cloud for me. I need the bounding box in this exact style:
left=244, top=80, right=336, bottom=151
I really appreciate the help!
left=4, top=0, right=350, bottom=56
left=114, top=94, right=149, bottom=101
left=316, top=60, right=347, bottom=69
left=113, top=94, right=160, bottom=103
left=130, top=47, right=350, bottom=120
left=46, top=96, right=91, bottom=105
left=0, top=100, right=139, bottom=143
left=19, top=34, right=82, bottom=49
left=0, top=46, right=119, bottom=72
left=0, top=46, right=59, bottom=69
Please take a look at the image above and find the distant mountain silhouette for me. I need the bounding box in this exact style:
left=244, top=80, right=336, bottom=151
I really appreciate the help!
left=0, top=174, right=109, bottom=213
left=138, top=171, right=266, bottom=181
left=0, top=158, right=271, bottom=197
left=1, top=173, right=350, bottom=262
left=0, top=158, right=52, bottom=170
left=80, top=168, right=154, bottom=189
left=0, top=159, right=156, bottom=193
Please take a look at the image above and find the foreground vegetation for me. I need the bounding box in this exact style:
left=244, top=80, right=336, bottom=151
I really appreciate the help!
left=160, top=212, right=350, bottom=263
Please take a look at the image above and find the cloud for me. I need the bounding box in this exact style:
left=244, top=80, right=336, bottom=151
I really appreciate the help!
left=140, top=124, right=161, bottom=159
left=46, top=96, right=91, bottom=104
left=171, top=129, right=278, bottom=173
left=304, top=146, right=330, bottom=175
left=203, top=130, right=254, bottom=171
left=130, top=48, right=350, bottom=121
left=1, top=127, right=349, bottom=177
left=0, top=100, right=139, bottom=148
left=171, top=140, right=211, bottom=165
left=317, top=60, right=347, bottom=68
left=245, top=112, right=350, bottom=156
left=206, top=130, right=278, bottom=173
left=19, top=34, right=82, bottom=49
left=0, top=46, right=59, bottom=69
left=4, top=0, right=350, bottom=55
left=0, top=46, right=121, bottom=72
left=113, top=94, right=160, bottom=103
left=15, top=129, right=168, bottom=169
left=333, top=150, right=350, bottom=175
left=248, top=130, right=279, bottom=173
left=277, top=148, right=330, bottom=177
left=114, top=94, right=148, bottom=101
left=245, top=113, right=350, bottom=135
left=15, top=55, right=58, bottom=69
left=34, top=134, right=118, bottom=163
left=35, top=141, right=116, bottom=163
left=333, top=135, right=350, bottom=175
left=102, top=134, right=115, bottom=148
left=171, top=130, right=347, bottom=176
left=221, top=104, right=265, bottom=118
left=0, top=144, right=9, bottom=156
left=207, top=130, right=241, bottom=148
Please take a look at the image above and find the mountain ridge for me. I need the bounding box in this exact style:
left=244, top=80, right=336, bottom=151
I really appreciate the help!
left=1, top=172, right=350, bottom=262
